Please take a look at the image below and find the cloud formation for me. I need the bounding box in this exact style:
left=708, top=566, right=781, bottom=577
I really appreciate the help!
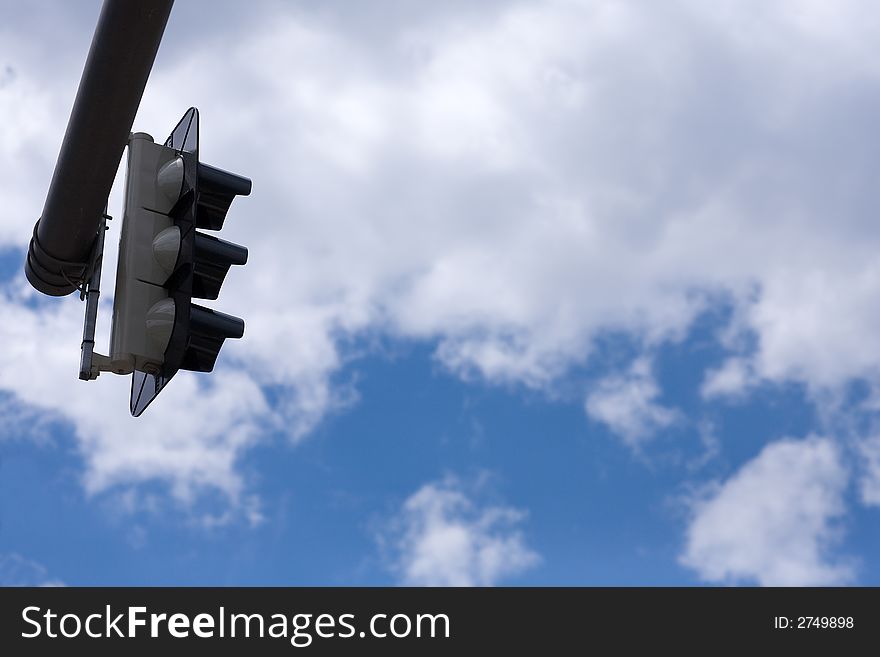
left=680, top=437, right=853, bottom=586
left=381, top=476, right=539, bottom=586
left=585, top=358, right=679, bottom=447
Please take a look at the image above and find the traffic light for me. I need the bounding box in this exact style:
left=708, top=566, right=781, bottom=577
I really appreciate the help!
left=109, top=108, right=250, bottom=416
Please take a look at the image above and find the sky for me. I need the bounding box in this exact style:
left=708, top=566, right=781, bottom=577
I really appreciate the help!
left=1, top=0, right=880, bottom=586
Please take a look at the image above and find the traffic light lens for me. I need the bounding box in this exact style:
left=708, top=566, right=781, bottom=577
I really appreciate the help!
left=145, top=298, right=176, bottom=351
left=152, top=226, right=181, bottom=277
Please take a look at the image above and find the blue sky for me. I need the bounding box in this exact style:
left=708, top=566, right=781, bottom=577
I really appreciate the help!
left=2, top=0, right=880, bottom=586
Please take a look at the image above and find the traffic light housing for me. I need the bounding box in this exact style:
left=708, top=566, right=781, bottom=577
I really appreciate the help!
left=110, top=108, right=250, bottom=416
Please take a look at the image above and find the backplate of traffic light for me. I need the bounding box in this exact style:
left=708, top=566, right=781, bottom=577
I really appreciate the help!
left=77, top=107, right=251, bottom=416
left=128, top=107, right=251, bottom=416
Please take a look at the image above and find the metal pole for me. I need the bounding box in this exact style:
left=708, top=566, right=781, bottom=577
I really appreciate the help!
left=79, top=212, right=108, bottom=380
left=25, top=0, right=174, bottom=296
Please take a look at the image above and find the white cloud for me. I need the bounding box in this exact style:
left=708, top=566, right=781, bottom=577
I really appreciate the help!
left=701, top=357, right=754, bottom=400
left=746, top=265, right=880, bottom=390
left=382, top=476, right=539, bottom=586
left=0, top=553, right=64, bottom=587
left=130, top=0, right=880, bottom=404
left=585, top=358, right=679, bottom=447
left=680, top=437, right=853, bottom=586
